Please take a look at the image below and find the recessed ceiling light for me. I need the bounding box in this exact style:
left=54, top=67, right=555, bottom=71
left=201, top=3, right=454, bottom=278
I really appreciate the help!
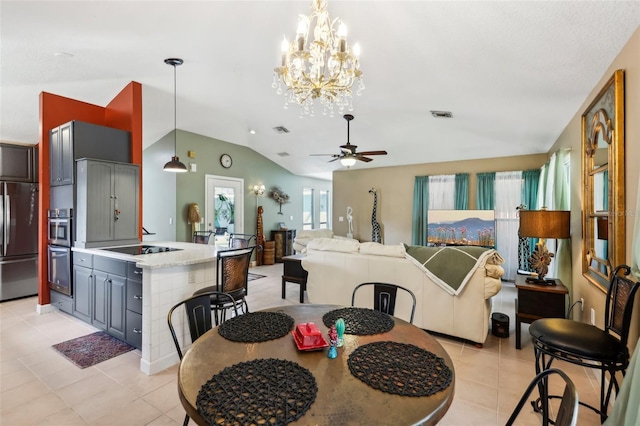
left=54, top=52, right=74, bottom=58
left=277, top=152, right=290, bottom=157
left=430, top=110, right=453, bottom=118
left=249, top=129, right=256, bottom=135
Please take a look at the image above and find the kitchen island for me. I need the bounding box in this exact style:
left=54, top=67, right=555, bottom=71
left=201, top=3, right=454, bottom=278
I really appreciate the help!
left=72, top=242, right=224, bottom=375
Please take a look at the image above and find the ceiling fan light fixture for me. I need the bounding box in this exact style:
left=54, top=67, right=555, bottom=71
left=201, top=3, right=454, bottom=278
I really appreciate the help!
left=163, top=57, right=188, bottom=173
left=340, top=155, right=357, bottom=167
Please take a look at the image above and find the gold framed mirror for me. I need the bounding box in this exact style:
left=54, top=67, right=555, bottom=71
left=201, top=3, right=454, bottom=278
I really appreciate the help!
left=582, top=69, right=625, bottom=291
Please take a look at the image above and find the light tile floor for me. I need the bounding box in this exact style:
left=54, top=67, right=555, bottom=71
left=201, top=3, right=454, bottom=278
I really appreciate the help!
left=0, top=264, right=606, bottom=425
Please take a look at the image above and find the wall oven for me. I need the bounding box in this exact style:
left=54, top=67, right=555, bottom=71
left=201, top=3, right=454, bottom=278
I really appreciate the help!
left=48, top=245, right=71, bottom=295
left=47, top=208, right=73, bottom=247
left=47, top=208, right=73, bottom=296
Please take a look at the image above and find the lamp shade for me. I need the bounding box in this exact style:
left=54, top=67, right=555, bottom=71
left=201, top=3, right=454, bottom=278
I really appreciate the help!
left=519, top=210, right=570, bottom=239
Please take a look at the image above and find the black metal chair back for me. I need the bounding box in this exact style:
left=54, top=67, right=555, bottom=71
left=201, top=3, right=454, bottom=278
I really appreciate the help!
left=167, top=291, right=238, bottom=360
left=193, top=247, right=255, bottom=324
left=167, top=290, right=237, bottom=426
left=351, top=282, right=417, bottom=324
left=506, top=368, right=578, bottom=426
left=193, top=230, right=213, bottom=244
left=605, top=268, right=639, bottom=347
left=229, top=233, right=256, bottom=248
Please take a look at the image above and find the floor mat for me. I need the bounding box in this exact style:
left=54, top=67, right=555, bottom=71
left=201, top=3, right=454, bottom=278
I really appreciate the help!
left=248, top=273, right=267, bottom=281
left=52, top=331, right=135, bottom=369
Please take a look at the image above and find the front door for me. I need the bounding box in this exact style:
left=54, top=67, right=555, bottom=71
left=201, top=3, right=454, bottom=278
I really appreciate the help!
left=205, top=175, right=244, bottom=245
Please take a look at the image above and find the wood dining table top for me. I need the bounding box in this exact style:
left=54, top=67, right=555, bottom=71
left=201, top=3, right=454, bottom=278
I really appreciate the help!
left=178, top=304, right=455, bottom=426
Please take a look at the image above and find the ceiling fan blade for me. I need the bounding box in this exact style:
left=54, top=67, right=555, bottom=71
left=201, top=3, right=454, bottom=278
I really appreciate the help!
left=356, top=156, right=373, bottom=163
left=310, top=154, right=337, bottom=157
left=357, top=150, right=387, bottom=156
left=328, top=157, right=340, bottom=163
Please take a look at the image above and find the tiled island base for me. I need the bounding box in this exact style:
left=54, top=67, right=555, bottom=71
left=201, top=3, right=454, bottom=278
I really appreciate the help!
left=140, top=260, right=215, bottom=375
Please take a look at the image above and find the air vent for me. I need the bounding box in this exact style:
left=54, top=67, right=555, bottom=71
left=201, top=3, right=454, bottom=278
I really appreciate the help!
left=273, top=126, right=290, bottom=134
left=277, top=152, right=290, bottom=157
left=430, top=110, right=453, bottom=118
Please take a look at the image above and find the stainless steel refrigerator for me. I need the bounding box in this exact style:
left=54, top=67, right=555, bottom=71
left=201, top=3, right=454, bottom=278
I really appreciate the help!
left=1, top=182, right=39, bottom=301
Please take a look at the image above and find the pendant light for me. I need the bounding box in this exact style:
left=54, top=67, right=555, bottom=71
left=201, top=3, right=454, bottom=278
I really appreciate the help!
left=163, top=58, right=188, bottom=172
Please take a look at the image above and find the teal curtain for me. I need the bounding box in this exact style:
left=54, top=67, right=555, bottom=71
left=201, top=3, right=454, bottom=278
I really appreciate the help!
left=454, top=173, right=469, bottom=210
left=522, top=169, right=540, bottom=210
left=476, top=172, right=495, bottom=210
left=412, top=176, right=429, bottom=245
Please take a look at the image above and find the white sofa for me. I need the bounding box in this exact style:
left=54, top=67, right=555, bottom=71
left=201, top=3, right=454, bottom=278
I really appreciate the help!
left=292, top=229, right=357, bottom=254
left=301, top=238, right=505, bottom=346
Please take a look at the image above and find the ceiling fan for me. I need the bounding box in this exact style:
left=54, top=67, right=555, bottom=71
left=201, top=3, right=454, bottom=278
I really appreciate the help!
left=311, top=114, right=387, bottom=166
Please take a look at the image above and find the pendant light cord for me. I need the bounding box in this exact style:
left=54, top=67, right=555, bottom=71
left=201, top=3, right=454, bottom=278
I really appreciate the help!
left=173, top=62, right=177, bottom=153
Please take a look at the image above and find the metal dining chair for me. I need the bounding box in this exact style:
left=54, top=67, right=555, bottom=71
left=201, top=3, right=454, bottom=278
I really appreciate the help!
left=529, top=264, right=639, bottom=422
left=506, top=368, right=578, bottom=426
left=167, top=290, right=238, bottom=426
left=192, top=230, right=213, bottom=244
left=351, top=282, right=417, bottom=324
left=193, top=246, right=255, bottom=324
left=228, top=233, right=257, bottom=248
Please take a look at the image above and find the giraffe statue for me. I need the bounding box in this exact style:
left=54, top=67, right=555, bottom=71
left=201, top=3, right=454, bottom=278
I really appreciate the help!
left=369, top=188, right=382, bottom=243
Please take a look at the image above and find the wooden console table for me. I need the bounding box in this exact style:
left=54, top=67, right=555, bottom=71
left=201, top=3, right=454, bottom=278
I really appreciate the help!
left=282, top=254, right=308, bottom=303
left=271, top=229, right=296, bottom=262
left=515, top=275, right=568, bottom=349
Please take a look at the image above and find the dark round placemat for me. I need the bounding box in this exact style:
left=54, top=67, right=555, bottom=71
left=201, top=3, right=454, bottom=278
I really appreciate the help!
left=322, top=307, right=394, bottom=335
left=218, top=311, right=295, bottom=342
left=196, top=358, right=318, bottom=425
left=347, top=341, right=452, bottom=397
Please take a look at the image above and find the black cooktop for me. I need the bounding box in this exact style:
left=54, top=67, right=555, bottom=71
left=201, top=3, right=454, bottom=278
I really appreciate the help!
left=101, top=245, right=183, bottom=256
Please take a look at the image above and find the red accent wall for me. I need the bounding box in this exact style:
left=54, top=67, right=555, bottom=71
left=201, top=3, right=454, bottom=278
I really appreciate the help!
left=38, top=84, right=142, bottom=306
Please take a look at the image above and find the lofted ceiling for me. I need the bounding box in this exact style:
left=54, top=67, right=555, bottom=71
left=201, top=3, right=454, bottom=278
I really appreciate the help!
left=1, top=1, right=638, bottom=180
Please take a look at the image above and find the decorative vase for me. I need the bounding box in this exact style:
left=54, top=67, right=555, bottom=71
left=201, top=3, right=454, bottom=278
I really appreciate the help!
left=335, top=318, right=345, bottom=347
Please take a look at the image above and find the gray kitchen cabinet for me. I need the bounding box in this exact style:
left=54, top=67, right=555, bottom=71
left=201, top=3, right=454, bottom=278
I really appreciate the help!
left=50, top=289, right=73, bottom=314
left=94, top=256, right=127, bottom=341
left=125, top=262, right=143, bottom=349
left=70, top=253, right=142, bottom=348
left=49, top=120, right=131, bottom=187
left=0, top=143, right=36, bottom=182
left=72, top=264, right=93, bottom=323
left=92, top=270, right=108, bottom=330
left=75, top=159, right=140, bottom=248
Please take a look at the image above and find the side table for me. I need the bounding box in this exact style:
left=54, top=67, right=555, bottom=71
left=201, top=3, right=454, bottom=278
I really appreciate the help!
left=282, top=254, right=308, bottom=303
left=515, top=275, right=568, bottom=349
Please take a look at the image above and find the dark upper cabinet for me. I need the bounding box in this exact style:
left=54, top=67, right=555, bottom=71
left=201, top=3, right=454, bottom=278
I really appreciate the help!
left=0, top=143, right=37, bottom=182
left=49, top=121, right=131, bottom=187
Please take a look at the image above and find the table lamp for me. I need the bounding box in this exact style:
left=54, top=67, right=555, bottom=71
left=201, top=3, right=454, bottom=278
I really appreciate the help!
left=519, top=209, right=570, bottom=285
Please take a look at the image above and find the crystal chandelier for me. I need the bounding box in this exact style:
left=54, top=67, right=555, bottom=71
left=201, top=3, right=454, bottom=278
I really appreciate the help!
left=272, top=0, right=364, bottom=117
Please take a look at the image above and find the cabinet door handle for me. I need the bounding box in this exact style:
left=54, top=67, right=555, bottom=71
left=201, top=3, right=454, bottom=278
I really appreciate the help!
left=133, top=295, right=142, bottom=300
left=133, top=270, right=142, bottom=275
left=133, top=328, right=142, bottom=334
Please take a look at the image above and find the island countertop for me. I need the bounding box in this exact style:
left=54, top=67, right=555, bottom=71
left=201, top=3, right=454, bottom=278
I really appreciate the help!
left=72, top=241, right=224, bottom=270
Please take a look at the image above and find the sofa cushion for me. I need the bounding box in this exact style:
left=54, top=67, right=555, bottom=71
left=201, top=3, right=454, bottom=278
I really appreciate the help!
left=359, top=242, right=406, bottom=258
left=306, top=238, right=360, bottom=253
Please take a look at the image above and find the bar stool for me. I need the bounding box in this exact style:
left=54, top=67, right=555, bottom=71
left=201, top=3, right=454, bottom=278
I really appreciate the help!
left=528, top=265, right=639, bottom=422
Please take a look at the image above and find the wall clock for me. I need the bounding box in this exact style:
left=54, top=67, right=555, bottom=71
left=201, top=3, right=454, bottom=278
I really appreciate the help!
left=220, top=154, right=232, bottom=168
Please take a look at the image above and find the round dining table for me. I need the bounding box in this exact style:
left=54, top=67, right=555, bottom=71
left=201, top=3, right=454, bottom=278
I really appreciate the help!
left=178, top=304, right=455, bottom=425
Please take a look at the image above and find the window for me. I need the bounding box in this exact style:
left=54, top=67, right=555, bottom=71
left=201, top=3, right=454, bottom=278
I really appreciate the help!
left=319, top=190, right=330, bottom=229
left=428, top=175, right=455, bottom=209
left=302, top=188, right=314, bottom=230
left=494, top=171, right=523, bottom=280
